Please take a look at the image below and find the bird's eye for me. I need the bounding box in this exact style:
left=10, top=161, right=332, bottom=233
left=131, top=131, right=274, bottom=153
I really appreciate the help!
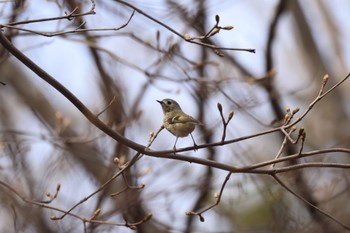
left=166, top=100, right=172, bottom=105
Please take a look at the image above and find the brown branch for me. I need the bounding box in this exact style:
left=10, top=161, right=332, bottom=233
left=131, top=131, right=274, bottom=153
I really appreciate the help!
left=186, top=172, right=232, bottom=222
left=0, top=179, right=89, bottom=222
left=0, top=30, right=146, bottom=153
left=110, top=172, right=145, bottom=197
left=272, top=175, right=350, bottom=231
left=217, top=102, right=234, bottom=142
left=271, top=162, right=350, bottom=173
left=271, top=126, right=296, bottom=168
left=263, top=0, right=289, bottom=124
left=53, top=152, right=142, bottom=220
left=147, top=125, right=165, bottom=148
left=5, top=1, right=95, bottom=26
left=144, top=148, right=350, bottom=175
left=265, top=0, right=288, bottom=72
left=0, top=178, right=151, bottom=230
left=184, top=14, right=234, bottom=41
left=87, top=212, right=152, bottom=229
left=113, top=0, right=255, bottom=53
left=287, top=74, right=349, bottom=127
left=239, top=148, right=350, bottom=171
left=0, top=10, right=134, bottom=37
left=39, top=183, right=61, bottom=204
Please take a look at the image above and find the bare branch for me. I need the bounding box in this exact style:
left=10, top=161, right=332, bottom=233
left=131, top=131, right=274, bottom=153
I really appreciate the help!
left=5, top=1, right=95, bottom=26
left=114, top=0, right=255, bottom=53
left=0, top=10, right=135, bottom=37
left=186, top=172, right=232, bottom=222
left=272, top=175, right=350, bottom=231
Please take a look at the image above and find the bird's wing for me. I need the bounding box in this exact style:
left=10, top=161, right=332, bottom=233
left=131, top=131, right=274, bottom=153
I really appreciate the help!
left=171, top=114, right=202, bottom=125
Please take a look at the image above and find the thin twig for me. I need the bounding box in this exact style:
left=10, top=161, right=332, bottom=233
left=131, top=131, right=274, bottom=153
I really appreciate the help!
left=217, top=103, right=234, bottom=142
left=39, top=183, right=61, bottom=204
left=5, top=1, right=95, bottom=26
left=97, top=96, right=116, bottom=117
left=114, top=0, right=255, bottom=53
left=272, top=174, right=350, bottom=230
left=0, top=10, right=134, bottom=37
left=147, top=125, right=165, bottom=148
left=54, top=152, right=142, bottom=220
left=270, top=162, right=350, bottom=173
left=186, top=172, right=232, bottom=222
left=271, top=127, right=296, bottom=168
left=110, top=172, right=145, bottom=197
left=287, top=73, right=350, bottom=128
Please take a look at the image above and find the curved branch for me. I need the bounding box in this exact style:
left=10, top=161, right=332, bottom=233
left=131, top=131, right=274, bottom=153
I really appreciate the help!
left=0, top=30, right=145, bottom=154
left=6, top=2, right=95, bottom=26
left=272, top=175, right=350, bottom=231
left=113, top=0, right=255, bottom=53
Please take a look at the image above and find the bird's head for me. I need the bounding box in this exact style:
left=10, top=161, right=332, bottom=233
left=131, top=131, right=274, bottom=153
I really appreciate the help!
left=157, top=99, right=182, bottom=113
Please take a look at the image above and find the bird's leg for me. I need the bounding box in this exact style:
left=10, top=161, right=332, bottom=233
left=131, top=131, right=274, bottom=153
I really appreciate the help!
left=190, top=133, right=198, bottom=151
left=173, top=137, right=179, bottom=153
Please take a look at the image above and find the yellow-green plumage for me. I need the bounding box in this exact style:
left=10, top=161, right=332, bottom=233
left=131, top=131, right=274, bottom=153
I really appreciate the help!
left=157, top=99, right=201, bottom=151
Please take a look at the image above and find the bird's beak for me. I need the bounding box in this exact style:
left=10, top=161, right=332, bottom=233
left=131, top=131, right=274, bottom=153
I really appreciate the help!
left=156, top=100, right=162, bottom=104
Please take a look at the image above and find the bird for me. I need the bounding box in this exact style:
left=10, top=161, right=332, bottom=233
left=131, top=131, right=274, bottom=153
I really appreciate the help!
left=157, top=98, right=202, bottom=152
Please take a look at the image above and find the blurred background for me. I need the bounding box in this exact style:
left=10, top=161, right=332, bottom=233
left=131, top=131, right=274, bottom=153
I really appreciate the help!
left=0, top=0, right=349, bottom=232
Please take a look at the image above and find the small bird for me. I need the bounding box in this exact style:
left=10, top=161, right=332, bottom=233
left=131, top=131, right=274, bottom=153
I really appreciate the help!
left=157, top=98, right=202, bottom=151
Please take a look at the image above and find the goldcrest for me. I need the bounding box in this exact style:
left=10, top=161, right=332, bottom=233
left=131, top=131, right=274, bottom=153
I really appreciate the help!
left=157, top=98, right=201, bottom=151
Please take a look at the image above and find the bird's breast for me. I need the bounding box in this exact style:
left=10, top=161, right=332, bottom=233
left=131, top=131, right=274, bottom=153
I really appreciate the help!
left=165, top=122, right=196, bottom=137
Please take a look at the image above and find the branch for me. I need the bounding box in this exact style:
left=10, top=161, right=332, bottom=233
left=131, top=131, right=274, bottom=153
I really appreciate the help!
left=272, top=175, right=350, bottom=231
left=186, top=172, right=232, bottom=222
left=271, top=127, right=296, bottom=168
left=113, top=0, right=255, bottom=53
left=53, top=152, right=142, bottom=220
left=0, top=30, right=146, bottom=154
left=287, top=74, right=350, bottom=128
left=217, top=103, right=234, bottom=142
left=265, top=0, right=288, bottom=72
left=0, top=10, right=135, bottom=37
left=270, top=162, right=350, bottom=173
left=5, top=1, right=95, bottom=26
left=0, top=179, right=151, bottom=230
